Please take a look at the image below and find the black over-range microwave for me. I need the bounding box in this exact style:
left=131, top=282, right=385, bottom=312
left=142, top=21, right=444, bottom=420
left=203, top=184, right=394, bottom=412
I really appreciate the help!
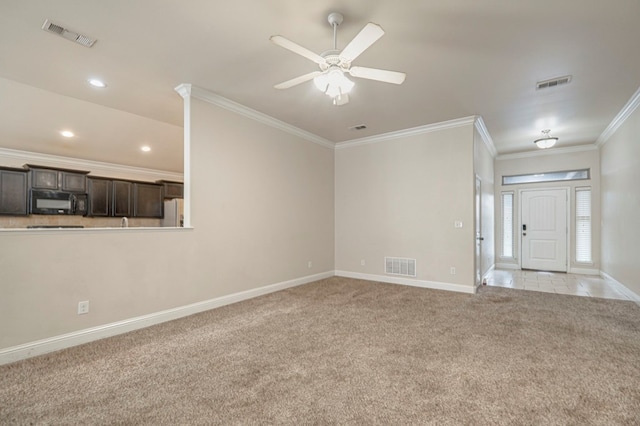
left=30, top=190, right=88, bottom=215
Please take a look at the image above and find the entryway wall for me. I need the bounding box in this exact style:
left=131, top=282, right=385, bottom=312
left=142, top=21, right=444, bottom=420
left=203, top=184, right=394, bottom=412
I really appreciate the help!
left=494, top=147, right=600, bottom=274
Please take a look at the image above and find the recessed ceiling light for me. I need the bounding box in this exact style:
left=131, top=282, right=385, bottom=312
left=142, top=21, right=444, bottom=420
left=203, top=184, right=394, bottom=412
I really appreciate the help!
left=141, top=146, right=151, bottom=152
left=60, top=130, right=74, bottom=138
left=88, top=78, right=107, bottom=88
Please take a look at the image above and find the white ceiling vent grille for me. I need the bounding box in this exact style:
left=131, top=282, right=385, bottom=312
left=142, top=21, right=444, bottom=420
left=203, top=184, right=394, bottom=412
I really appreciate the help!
left=385, top=257, right=416, bottom=277
left=536, top=75, right=572, bottom=90
left=41, top=19, right=96, bottom=48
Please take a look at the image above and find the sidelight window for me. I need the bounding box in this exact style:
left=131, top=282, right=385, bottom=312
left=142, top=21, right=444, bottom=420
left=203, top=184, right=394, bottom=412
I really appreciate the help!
left=575, top=187, right=592, bottom=263
left=501, top=192, right=514, bottom=258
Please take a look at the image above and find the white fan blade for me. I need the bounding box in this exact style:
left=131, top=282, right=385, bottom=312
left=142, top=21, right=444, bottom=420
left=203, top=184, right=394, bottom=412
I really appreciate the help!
left=274, top=71, right=322, bottom=89
left=339, top=23, right=385, bottom=63
left=349, top=66, right=406, bottom=84
left=270, top=35, right=326, bottom=65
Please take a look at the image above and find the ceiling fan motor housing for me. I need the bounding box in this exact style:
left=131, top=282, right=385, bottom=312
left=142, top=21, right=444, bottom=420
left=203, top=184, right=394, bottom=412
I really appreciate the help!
left=327, top=13, right=344, bottom=27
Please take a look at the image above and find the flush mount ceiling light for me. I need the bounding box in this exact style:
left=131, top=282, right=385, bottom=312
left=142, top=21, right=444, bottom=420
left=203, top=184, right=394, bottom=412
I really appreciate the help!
left=534, top=129, right=558, bottom=149
left=141, top=146, right=151, bottom=152
left=60, top=130, right=75, bottom=138
left=88, top=78, right=107, bottom=88
left=270, top=12, right=406, bottom=106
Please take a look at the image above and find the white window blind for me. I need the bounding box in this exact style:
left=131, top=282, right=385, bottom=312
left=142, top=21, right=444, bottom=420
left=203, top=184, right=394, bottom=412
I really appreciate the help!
left=575, top=187, right=592, bottom=263
left=501, top=192, right=514, bottom=258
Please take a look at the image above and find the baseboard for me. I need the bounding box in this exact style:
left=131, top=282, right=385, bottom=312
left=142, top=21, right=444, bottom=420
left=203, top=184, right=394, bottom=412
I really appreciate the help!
left=495, top=263, right=520, bottom=270
left=600, top=271, right=640, bottom=304
left=335, top=270, right=476, bottom=294
left=569, top=267, right=600, bottom=275
left=0, top=271, right=334, bottom=366
left=478, top=264, right=496, bottom=288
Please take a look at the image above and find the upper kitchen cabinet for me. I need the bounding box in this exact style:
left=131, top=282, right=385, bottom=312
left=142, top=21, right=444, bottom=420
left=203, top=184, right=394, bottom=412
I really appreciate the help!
left=26, top=165, right=89, bottom=192
left=134, top=182, right=163, bottom=218
left=157, top=180, right=183, bottom=199
left=112, top=180, right=133, bottom=217
left=87, top=179, right=163, bottom=219
left=87, top=177, right=112, bottom=217
left=0, top=167, right=28, bottom=215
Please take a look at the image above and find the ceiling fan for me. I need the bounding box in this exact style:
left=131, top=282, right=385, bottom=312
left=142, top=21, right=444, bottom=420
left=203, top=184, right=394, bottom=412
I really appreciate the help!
left=270, top=12, right=406, bottom=106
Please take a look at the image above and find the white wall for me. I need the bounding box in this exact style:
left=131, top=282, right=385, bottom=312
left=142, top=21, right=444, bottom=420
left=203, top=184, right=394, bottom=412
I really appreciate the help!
left=494, top=147, right=601, bottom=273
left=0, top=88, right=335, bottom=353
left=334, top=122, right=476, bottom=292
left=600, top=101, right=640, bottom=295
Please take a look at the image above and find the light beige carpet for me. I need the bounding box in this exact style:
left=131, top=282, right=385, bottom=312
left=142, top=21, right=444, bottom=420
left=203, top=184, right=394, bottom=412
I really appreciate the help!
left=2, top=276, right=640, bottom=425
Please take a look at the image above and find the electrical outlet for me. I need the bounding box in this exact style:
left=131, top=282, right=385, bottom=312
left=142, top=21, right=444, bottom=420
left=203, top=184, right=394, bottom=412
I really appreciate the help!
left=78, top=301, right=89, bottom=315
left=307, top=261, right=312, bottom=269
left=360, top=259, right=366, bottom=266
left=454, top=221, right=463, bottom=228
left=450, top=267, right=456, bottom=275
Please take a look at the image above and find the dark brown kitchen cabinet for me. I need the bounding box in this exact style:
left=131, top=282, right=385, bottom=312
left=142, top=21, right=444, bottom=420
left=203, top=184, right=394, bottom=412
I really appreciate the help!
left=87, top=177, right=111, bottom=217
left=27, top=165, right=88, bottom=192
left=87, top=179, right=162, bottom=218
left=0, top=167, right=28, bottom=215
left=112, top=180, right=133, bottom=217
left=133, top=183, right=163, bottom=218
left=157, top=180, right=183, bottom=199
left=61, top=172, right=87, bottom=192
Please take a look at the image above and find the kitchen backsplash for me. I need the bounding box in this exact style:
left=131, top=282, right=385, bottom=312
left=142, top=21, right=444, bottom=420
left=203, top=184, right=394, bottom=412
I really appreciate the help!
left=0, top=215, right=161, bottom=229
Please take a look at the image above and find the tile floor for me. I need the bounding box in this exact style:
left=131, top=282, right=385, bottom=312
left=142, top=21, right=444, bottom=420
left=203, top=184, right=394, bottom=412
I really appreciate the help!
left=485, top=269, right=637, bottom=301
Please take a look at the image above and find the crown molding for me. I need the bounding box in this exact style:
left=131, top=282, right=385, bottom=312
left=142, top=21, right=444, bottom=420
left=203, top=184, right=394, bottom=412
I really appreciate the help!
left=334, top=116, right=477, bottom=150
left=596, top=85, right=640, bottom=147
left=0, top=147, right=182, bottom=181
left=496, top=144, right=598, bottom=161
left=473, top=116, right=498, bottom=158
left=174, top=83, right=191, bottom=98
left=176, top=84, right=334, bottom=149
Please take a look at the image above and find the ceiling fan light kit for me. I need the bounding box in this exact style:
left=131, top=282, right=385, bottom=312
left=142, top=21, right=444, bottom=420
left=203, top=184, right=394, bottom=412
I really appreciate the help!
left=534, top=129, right=558, bottom=149
left=270, top=12, right=406, bottom=106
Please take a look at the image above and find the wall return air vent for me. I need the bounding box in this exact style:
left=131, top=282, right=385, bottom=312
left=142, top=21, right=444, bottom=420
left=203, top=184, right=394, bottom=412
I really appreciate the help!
left=41, top=19, right=96, bottom=48
left=385, top=257, right=416, bottom=277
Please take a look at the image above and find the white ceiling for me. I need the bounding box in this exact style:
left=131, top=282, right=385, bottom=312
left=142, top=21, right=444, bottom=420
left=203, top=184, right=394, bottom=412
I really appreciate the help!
left=1, top=0, right=639, bottom=173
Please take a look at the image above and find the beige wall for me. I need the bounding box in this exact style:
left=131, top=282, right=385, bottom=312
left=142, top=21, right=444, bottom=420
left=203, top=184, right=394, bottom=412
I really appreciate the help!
left=0, top=93, right=335, bottom=350
left=474, top=127, right=495, bottom=280
left=494, top=148, right=601, bottom=272
left=600, top=104, right=640, bottom=295
left=188, top=97, right=335, bottom=291
left=335, top=124, right=476, bottom=290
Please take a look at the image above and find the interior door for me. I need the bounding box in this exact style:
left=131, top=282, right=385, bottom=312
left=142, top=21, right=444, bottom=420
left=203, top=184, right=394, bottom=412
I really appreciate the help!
left=521, top=188, right=568, bottom=272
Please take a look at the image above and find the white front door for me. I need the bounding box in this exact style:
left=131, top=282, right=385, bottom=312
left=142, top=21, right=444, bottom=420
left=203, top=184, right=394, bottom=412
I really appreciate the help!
left=521, top=188, right=568, bottom=272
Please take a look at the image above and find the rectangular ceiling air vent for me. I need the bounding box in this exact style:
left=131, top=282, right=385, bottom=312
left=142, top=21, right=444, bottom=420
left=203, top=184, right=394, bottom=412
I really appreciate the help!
left=41, top=19, right=96, bottom=48
left=536, top=75, right=572, bottom=90
left=348, top=124, right=367, bottom=131
left=385, top=257, right=416, bottom=277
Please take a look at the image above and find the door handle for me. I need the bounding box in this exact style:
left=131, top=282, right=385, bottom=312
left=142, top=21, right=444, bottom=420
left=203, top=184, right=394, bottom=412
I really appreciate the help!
left=476, top=237, right=484, bottom=241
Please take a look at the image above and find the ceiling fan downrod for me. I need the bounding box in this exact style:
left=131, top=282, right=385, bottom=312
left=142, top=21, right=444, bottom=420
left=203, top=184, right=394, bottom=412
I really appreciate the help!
left=327, top=12, right=343, bottom=51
